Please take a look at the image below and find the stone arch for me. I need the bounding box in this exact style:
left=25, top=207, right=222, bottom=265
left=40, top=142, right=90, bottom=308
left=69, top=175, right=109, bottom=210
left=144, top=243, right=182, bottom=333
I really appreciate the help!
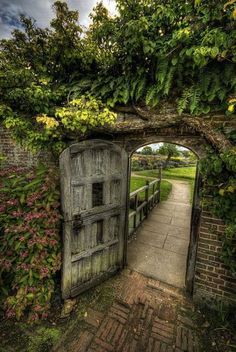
left=108, top=130, right=203, bottom=293
left=129, top=139, right=201, bottom=159
left=108, top=128, right=208, bottom=158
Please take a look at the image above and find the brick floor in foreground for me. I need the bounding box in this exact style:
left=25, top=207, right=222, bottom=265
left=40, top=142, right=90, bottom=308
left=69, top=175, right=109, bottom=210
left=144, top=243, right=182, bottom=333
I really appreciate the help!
left=55, top=270, right=200, bottom=352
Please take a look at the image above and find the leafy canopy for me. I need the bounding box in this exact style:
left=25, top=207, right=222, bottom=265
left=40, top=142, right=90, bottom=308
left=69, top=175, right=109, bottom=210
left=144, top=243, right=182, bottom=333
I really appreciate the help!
left=80, top=0, right=236, bottom=114
left=0, top=2, right=116, bottom=153
left=158, top=144, right=180, bottom=157
left=0, top=0, right=236, bottom=153
left=140, top=146, right=154, bottom=155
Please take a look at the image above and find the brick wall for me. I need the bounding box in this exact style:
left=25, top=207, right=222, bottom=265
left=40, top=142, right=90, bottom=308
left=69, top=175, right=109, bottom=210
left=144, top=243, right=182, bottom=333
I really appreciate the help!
left=194, top=209, right=236, bottom=305
left=0, top=126, right=56, bottom=167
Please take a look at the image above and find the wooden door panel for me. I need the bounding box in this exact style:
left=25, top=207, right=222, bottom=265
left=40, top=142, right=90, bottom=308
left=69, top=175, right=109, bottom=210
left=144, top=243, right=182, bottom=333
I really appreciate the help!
left=71, top=243, right=119, bottom=283
left=110, top=151, right=122, bottom=172
left=110, top=180, right=122, bottom=203
left=71, top=216, right=119, bottom=254
left=72, top=185, right=87, bottom=212
left=60, top=140, right=128, bottom=299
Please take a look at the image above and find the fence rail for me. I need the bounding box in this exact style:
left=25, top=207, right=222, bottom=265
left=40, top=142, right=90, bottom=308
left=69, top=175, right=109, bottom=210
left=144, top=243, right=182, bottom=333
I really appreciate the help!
left=129, top=169, right=162, bottom=237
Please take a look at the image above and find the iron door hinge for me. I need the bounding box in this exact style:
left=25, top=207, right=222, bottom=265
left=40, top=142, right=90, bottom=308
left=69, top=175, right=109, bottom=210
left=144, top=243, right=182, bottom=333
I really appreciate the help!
left=193, top=207, right=201, bottom=225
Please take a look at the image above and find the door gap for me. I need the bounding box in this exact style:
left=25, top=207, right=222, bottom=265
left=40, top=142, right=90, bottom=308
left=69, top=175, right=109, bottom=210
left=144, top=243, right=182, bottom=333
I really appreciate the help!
left=92, top=182, right=104, bottom=207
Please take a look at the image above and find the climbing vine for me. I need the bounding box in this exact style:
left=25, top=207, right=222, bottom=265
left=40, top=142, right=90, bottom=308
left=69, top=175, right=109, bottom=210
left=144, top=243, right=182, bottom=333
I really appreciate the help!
left=0, top=165, right=61, bottom=321
left=75, top=0, right=236, bottom=114
left=2, top=96, right=116, bottom=153
left=200, top=148, right=236, bottom=272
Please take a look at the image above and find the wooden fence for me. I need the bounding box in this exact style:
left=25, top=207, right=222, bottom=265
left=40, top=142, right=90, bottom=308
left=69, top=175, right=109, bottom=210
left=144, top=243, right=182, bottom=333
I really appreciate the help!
left=129, top=169, right=162, bottom=237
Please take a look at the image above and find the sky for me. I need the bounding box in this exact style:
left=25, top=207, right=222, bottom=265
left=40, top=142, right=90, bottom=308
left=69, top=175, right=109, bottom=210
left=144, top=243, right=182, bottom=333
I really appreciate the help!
left=0, top=0, right=117, bottom=39
left=137, top=144, right=189, bottom=152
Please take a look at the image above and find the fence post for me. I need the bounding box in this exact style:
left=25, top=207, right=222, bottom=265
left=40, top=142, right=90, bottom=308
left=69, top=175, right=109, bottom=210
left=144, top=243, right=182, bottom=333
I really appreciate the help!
left=158, top=167, right=162, bottom=203
left=154, top=181, right=157, bottom=205
left=145, top=180, right=149, bottom=217
left=134, top=194, right=138, bottom=229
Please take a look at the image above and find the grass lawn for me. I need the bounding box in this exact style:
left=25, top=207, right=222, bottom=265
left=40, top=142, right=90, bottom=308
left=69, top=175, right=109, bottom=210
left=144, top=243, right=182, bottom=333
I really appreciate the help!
left=135, top=166, right=196, bottom=181
left=133, top=167, right=197, bottom=202
left=130, top=176, right=172, bottom=202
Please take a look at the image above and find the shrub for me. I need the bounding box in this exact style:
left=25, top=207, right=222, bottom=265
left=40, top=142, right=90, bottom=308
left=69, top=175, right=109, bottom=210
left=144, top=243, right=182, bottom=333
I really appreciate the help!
left=0, top=164, right=61, bottom=321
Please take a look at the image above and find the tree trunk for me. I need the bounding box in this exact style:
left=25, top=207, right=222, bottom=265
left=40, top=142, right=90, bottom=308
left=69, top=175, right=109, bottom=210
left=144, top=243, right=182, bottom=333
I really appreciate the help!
left=163, top=153, right=171, bottom=169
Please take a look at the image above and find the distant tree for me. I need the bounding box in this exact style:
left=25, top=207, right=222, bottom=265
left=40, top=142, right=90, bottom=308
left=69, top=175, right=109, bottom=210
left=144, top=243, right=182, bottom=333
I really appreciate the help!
left=181, top=149, right=191, bottom=158
left=158, top=143, right=180, bottom=168
left=141, top=146, right=153, bottom=155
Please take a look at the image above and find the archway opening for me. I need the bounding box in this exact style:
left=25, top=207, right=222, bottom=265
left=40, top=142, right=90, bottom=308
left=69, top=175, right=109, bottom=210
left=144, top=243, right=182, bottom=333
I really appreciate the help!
left=127, top=142, right=199, bottom=290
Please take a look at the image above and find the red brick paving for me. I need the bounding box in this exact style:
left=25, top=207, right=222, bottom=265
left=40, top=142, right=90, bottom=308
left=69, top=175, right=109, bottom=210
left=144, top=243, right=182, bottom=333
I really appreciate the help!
left=55, top=270, right=200, bottom=352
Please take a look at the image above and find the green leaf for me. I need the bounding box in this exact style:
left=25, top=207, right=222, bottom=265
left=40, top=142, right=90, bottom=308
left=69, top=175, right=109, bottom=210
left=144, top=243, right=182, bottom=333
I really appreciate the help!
left=194, top=0, right=202, bottom=6
left=19, top=275, right=28, bottom=284
left=15, top=242, right=21, bottom=250
left=171, top=58, right=178, bottom=66
left=211, top=47, right=219, bottom=58
left=20, top=193, right=25, bottom=204
left=26, top=293, right=34, bottom=300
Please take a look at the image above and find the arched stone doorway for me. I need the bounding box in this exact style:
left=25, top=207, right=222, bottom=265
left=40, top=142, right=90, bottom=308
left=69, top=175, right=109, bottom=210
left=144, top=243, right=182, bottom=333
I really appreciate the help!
left=126, top=141, right=201, bottom=294
left=59, top=123, right=206, bottom=300
left=109, top=124, right=207, bottom=296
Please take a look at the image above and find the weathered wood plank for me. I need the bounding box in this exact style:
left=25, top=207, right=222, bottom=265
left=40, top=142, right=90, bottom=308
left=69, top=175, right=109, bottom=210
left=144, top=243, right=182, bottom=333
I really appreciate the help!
left=71, top=239, right=119, bottom=262
left=60, top=148, right=73, bottom=299
left=130, top=185, right=148, bottom=198
left=74, top=204, right=123, bottom=220
left=128, top=174, right=161, bottom=237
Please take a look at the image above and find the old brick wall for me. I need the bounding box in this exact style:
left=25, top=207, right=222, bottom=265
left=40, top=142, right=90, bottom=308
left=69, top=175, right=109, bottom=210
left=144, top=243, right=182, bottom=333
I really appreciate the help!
left=194, top=208, right=236, bottom=305
left=0, top=126, right=56, bottom=167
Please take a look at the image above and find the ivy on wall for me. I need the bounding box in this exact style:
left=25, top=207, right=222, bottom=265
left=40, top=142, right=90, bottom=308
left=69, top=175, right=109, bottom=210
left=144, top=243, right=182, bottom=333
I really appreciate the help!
left=0, top=165, right=61, bottom=321
left=200, top=149, right=236, bottom=273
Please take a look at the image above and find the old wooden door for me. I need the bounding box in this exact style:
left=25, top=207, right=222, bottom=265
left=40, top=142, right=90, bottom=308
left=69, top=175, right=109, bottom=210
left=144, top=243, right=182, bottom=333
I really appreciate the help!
left=60, top=140, right=128, bottom=299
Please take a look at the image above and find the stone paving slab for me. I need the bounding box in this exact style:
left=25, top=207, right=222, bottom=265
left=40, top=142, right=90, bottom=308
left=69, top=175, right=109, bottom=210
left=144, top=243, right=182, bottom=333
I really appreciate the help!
left=134, top=230, right=166, bottom=248
left=55, top=270, right=200, bottom=352
left=128, top=242, right=187, bottom=287
left=164, top=235, right=189, bottom=256
left=170, top=217, right=191, bottom=229
left=148, top=214, right=173, bottom=225
left=142, top=222, right=190, bottom=239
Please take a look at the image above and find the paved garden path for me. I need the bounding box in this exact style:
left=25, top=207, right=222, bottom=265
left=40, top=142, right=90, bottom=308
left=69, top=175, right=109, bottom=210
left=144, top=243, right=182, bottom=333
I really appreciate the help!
left=55, top=269, right=200, bottom=352
left=128, top=180, right=192, bottom=288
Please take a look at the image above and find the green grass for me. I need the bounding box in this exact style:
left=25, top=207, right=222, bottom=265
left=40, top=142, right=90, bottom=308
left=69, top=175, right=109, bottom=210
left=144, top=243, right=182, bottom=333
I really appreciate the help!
left=133, top=167, right=197, bottom=202
left=135, top=166, right=196, bottom=181
left=130, top=176, right=172, bottom=202
left=130, top=176, right=150, bottom=193
left=160, top=180, right=173, bottom=201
